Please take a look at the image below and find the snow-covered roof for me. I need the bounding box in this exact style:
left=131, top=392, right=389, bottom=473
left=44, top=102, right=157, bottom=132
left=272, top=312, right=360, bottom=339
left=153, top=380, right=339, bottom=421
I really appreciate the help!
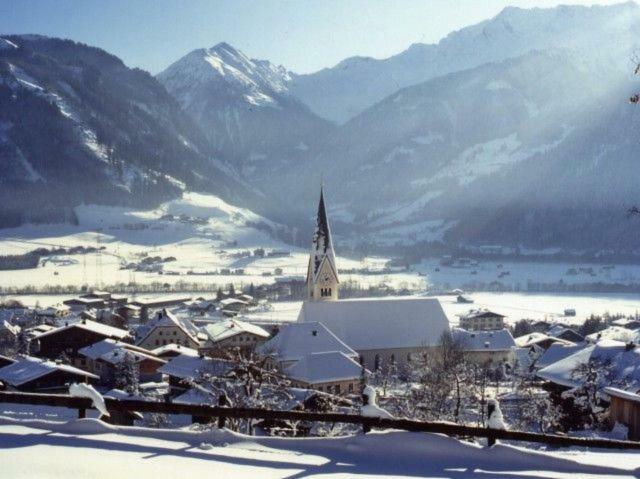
left=297, top=297, right=450, bottom=350
left=452, top=328, right=516, bottom=351
left=537, top=340, right=640, bottom=389
left=285, top=351, right=364, bottom=384
left=203, top=319, right=269, bottom=343
left=515, top=332, right=573, bottom=348
left=151, top=343, right=198, bottom=356
left=459, top=309, right=505, bottom=319
left=136, top=309, right=200, bottom=345
left=219, top=298, right=248, bottom=307
left=586, top=326, right=640, bottom=344
left=79, top=339, right=164, bottom=365
left=0, top=356, right=98, bottom=386
left=257, top=321, right=357, bottom=363
left=158, top=352, right=234, bottom=380
left=34, top=319, right=131, bottom=341
left=604, top=387, right=640, bottom=404
left=0, top=320, right=20, bottom=335
left=535, top=343, right=588, bottom=369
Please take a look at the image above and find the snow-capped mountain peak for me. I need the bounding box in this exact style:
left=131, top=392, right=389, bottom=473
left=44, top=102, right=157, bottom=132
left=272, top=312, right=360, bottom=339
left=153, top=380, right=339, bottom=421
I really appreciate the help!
left=157, top=42, right=291, bottom=109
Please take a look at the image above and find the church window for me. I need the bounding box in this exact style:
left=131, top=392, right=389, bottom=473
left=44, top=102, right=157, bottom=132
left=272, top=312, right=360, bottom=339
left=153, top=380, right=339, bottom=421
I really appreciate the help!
left=374, top=354, right=380, bottom=371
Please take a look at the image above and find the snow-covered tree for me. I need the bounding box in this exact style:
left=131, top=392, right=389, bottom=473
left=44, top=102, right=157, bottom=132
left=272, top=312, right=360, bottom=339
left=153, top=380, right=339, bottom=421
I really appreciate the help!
left=115, top=352, right=139, bottom=395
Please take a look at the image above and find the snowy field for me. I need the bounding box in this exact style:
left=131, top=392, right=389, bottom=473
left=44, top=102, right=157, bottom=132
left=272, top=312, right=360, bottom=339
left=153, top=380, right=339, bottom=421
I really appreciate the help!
left=2, top=417, right=640, bottom=478
left=0, top=194, right=422, bottom=291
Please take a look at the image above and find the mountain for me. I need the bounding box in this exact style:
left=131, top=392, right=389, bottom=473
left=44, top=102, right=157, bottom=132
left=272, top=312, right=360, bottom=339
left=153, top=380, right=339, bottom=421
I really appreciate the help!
left=156, top=43, right=335, bottom=202
left=289, top=1, right=640, bottom=123
left=310, top=49, right=640, bottom=252
left=0, top=35, right=255, bottom=228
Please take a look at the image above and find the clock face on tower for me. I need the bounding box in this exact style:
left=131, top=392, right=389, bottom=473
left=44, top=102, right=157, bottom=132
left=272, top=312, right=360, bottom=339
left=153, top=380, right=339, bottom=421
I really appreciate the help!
left=322, top=273, right=331, bottom=284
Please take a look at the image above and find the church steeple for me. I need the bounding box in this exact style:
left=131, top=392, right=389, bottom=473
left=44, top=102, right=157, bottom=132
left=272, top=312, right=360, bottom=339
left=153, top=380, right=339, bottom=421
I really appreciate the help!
left=307, top=185, right=339, bottom=301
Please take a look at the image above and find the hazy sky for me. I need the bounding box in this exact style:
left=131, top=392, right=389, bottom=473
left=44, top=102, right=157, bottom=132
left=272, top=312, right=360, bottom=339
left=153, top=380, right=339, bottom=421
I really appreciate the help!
left=0, top=0, right=630, bottom=74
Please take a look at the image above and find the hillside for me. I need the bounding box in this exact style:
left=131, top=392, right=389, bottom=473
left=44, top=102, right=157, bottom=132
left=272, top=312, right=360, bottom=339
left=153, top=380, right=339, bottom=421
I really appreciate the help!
left=157, top=43, right=334, bottom=201
left=0, top=35, right=255, bottom=228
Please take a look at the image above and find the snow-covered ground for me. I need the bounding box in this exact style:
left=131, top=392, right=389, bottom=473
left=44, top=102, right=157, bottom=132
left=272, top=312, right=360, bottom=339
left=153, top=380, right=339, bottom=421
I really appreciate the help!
left=2, top=416, right=640, bottom=478
left=0, top=193, right=421, bottom=292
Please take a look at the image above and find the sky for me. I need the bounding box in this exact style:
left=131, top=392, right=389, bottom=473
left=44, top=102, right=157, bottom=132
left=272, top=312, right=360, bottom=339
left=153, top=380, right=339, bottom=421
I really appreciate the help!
left=0, top=0, right=631, bottom=74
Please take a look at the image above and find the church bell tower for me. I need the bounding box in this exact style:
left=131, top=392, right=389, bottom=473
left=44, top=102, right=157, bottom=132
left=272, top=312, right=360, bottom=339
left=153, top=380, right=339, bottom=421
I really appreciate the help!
left=306, top=186, right=339, bottom=301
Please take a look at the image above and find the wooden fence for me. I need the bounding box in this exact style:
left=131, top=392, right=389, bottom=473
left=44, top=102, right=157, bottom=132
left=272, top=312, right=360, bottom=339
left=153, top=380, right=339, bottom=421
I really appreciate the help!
left=1, top=391, right=639, bottom=450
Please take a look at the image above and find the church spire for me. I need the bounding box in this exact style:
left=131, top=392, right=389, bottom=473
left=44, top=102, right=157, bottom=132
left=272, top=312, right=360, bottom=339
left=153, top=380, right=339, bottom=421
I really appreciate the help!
left=307, top=185, right=339, bottom=301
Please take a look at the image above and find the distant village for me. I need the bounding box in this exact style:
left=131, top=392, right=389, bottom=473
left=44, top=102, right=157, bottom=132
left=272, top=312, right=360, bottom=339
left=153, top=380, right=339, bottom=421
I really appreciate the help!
left=1, top=188, right=640, bottom=440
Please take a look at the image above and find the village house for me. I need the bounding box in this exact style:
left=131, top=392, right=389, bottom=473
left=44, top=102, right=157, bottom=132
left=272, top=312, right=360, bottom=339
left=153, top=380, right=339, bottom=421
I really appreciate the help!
left=296, top=186, right=451, bottom=371
left=136, top=309, right=202, bottom=350
left=31, top=319, right=132, bottom=365
left=218, top=297, right=249, bottom=316
left=452, top=328, right=516, bottom=366
left=257, top=321, right=358, bottom=370
left=200, top=319, right=270, bottom=357
left=0, top=355, right=98, bottom=392
left=62, top=297, right=106, bottom=312
left=546, top=325, right=585, bottom=344
left=458, top=309, right=506, bottom=331
left=78, top=339, right=166, bottom=386
left=284, top=351, right=366, bottom=395
left=585, top=326, right=640, bottom=344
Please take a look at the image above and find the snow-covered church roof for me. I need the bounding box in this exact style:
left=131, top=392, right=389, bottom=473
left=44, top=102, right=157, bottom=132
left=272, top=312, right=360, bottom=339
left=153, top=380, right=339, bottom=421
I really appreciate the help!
left=297, top=297, right=450, bottom=351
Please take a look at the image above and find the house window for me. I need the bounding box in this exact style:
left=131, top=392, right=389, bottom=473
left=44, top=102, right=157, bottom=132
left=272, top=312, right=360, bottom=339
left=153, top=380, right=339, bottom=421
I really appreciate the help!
left=159, top=331, right=163, bottom=336
left=348, top=383, right=353, bottom=393
left=155, top=340, right=159, bottom=346
left=173, top=331, right=177, bottom=335
left=335, top=384, right=341, bottom=394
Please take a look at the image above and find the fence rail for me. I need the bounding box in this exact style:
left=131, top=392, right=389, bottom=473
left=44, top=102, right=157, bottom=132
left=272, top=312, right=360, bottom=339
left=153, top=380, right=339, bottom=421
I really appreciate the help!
left=1, top=391, right=639, bottom=450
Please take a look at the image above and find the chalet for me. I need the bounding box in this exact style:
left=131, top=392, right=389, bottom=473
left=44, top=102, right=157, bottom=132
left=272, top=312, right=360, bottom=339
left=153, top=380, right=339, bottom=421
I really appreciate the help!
left=458, top=310, right=506, bottom=331
left=284, top=351, right=366, bottom=395
left=136, top=309, right=201, bottom=350
left=452, top=328, right=516, bottom=366
left=604, top=387, right=640, bottom=440
left=200, top=319, right=270, bottom=357
left=0, top=356, right=98, bottom=392
left=158, top=351, right=235, bottom=396
left=257, top=321, right=358, bottom=370
left=32, top=319, right=132, bottom=363
left=612, top=318, right=640, bottom=330
left=218, top=297, right=249, bottom=315
left=78, top=339, right=165, bottom=385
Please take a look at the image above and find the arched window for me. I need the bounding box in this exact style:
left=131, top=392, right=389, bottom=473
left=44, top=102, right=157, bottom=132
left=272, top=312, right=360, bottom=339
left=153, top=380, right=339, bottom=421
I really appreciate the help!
left=374, top=354, right=380, bottom=371
left=391, top=354, right=395, bottom=364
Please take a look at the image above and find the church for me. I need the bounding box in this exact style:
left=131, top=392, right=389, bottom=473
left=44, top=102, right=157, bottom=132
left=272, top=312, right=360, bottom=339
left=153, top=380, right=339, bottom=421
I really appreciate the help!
left=297, top=186, right=451, bottom=371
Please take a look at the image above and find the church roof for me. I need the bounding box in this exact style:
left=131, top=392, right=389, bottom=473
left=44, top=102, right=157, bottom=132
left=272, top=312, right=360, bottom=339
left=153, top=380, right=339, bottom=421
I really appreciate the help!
left=285, top=351, right=364, bottom=384
left=307, top=186, right=338, bottom=284
left=297, top=297, right=450, bottom=351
